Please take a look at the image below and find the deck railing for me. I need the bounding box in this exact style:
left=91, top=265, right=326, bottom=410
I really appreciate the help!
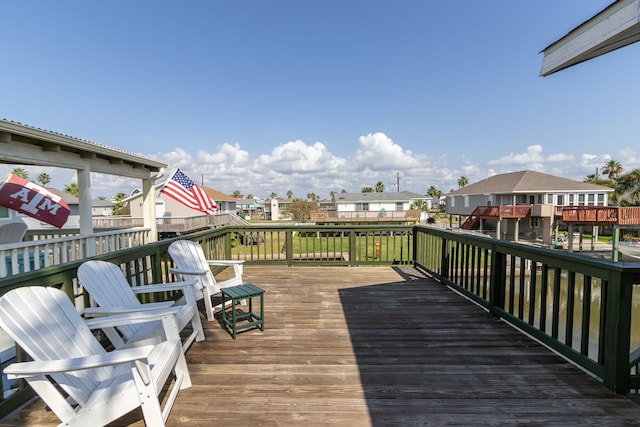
left=0, top=228, right=151, bottom=278
left=2, top=223, right=640, bottom=417
left=413, top=225, right=640, bottom=397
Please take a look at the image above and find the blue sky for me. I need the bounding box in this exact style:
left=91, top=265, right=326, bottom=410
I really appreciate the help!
left=2, top=0, right=637, bottom=200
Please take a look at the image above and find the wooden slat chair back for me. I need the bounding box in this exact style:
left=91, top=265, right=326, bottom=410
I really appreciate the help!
left=168, top=240, right=244, bottom=321
left=0, top=286, right=192, bottom=427
left=77, top=260, right=205, bottom=352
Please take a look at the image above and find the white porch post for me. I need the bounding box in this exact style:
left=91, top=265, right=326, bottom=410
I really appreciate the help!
left=142, top=177, right=158, bottom=242
left=77, top=168, right=96, bottom=257
left=77, top=168, right=93, bottom=235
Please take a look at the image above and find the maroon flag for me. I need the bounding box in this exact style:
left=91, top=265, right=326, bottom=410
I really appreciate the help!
left=161, top=168, right=218, bottom=215
left=0, top=174, right=71, bottom=228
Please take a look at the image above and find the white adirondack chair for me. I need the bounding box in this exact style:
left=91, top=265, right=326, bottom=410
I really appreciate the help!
left=0, top=286, right=192, bottom=427
left=168, top=240, right=244, bottom=321
left=77, top=260, right=205, bottom=353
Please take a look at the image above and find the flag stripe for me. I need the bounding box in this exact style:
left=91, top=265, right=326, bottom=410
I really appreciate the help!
left=161, top=169, right=218, bottom=215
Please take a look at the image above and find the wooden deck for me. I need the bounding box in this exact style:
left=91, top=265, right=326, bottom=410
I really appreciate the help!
left=4, top=266, right=640, bottom=426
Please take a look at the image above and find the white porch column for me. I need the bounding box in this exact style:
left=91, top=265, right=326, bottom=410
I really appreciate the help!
left=77, top=168, right=93, bottom=235
left=142, top=177, right=158, bottom=242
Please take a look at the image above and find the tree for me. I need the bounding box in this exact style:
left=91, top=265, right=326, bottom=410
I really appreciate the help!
left=285, top=199, right=317, bottom=222
left=64, top=183, right=79, bottom=197
left=426, top=185, right=443, bottom=197
left=10, top=168, right=28, bottom=179
left=457, top=176, right=469, bottom=189
left=375, top=181, right=385, bottom=192
left=361, top=186, right=373, bottom=193
left=616, top=169, right=640, bottom=206
left=306, top=192, right=319, bottom=202
left=602, top=160, right=623, bottom=180
left=247, top=194, right=254, bottom=199
left=37, top=172, right=51, bottom=187
left=287, top=189, right=294, bottom=199
left=269, top=192, right=278, bottom=199
left=112, top=192, right=127, bottom=215
left=232, top=190, right=241, bottom=198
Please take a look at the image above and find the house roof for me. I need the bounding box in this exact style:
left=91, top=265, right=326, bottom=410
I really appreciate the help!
left=0, top=119, right=166, bottom=179
left=334, top=191, right=426, bottom=203
left=447, top=171, right=614, bottom=196
left=201, top=187, right=235, bottom=202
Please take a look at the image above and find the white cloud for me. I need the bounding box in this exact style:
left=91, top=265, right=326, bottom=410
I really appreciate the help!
left=486, top=144, right=544, bottom=166
left=255, top=140, right=345, bottom=173
left=354, top=133, right=423, bottom=170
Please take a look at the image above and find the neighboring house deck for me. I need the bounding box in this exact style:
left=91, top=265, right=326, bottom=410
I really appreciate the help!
left=311, top=209, right=421, bottom=224
left=4, top=265, right=640, bottom=426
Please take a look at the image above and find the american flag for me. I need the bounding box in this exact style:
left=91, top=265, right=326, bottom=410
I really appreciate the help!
left=161, top=169, right=218, bottom=215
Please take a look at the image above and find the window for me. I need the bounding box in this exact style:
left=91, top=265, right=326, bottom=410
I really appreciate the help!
left=569, top=194, right=575, bottom=205
left=0, top=206, right=8, bottom=218
left=557, top=195, right=564, bottom=206
left=588, top=194, right=595, bottom=205
left=464, top=196, right=469, bottom=208
left=578, top=194, right=585, bottom=205
left=396, top=202, right=403, bottom=211
left=547, top=194, right=553, bottom=204
left=355, top=203, right=369, bottom=211
left=598, top=193, right=605, bottom=205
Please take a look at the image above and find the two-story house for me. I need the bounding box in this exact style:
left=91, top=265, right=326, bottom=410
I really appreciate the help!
left=446, top=170, right=614, bottom=244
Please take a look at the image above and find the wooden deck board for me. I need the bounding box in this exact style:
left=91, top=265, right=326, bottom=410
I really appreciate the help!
left=4, top=265, right=640, bottom=426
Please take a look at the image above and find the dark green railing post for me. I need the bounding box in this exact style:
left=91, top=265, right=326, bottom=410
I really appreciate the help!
left=349, top=230, right=357, bottom=266
left=285, top=230, right=293, bottom=266
left=440, top=237, right=449, bottom=279
left=489, top=245, right=506, bottom=317
left=602, top=270, right=634, bottom=394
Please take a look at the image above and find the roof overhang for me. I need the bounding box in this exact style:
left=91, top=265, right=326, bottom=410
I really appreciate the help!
left=540, top=0, right=640, bottom=76
left=0, top=119, right=166, bottom=180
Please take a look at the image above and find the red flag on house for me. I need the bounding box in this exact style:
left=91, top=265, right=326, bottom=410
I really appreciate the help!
left=161, top=168, right=218, bottom=215
left=0, top=173, right=71, bottom=228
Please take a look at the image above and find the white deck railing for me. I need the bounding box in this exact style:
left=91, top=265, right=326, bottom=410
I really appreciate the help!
left=0, top=227, right=151, bottom=278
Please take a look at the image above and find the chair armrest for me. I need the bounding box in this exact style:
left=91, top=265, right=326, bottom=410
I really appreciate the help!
left=169, top=267, right=208, bottom=276
left=130, top=279, right=197, bottom=295
left=84, top=306, right=182, bottom=330
left=4, top=345, right=156, bottom=378
left=82, top=302, right=175, bottom=317
left=206, top=260, right=244, bottom=266
left=206, top=260, right=244, bottom=276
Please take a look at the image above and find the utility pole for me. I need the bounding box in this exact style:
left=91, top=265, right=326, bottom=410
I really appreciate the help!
left=396, top=172, right=400, bottom=192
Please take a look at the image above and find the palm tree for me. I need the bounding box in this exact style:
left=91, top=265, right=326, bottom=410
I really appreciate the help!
left=616, top=169, right=640, bottom=206
left=457, top=176, right=469, bottom=189
left=287, top=189, right=294, bottom=199
left=64, top=183, right=79, bottom=197
left=375, top=181, right=385, bottom=192
left=602, top=160, right=623, bottom=180
left=426, top=185, right=442, bottom=197
left=232, top=190, right=241, bottom=198
left=37, top=172, right=51, bottom=187
left=269, top=192, right=278, bottom=199
left=361, top=186, right=373, bottom=193
left=10, top=168, right=28, bottom=179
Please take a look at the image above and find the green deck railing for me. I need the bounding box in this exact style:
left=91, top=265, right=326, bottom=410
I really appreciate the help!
left=2, top=223, right=640, bottom=418
left=413, top=225, right=640, bottom=398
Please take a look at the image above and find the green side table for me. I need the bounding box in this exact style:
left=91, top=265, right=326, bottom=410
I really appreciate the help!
left=220, top=284, right=265, bottom=339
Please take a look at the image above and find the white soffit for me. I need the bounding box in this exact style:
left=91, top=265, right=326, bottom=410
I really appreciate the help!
left=540, top=0, right=640, bottom=76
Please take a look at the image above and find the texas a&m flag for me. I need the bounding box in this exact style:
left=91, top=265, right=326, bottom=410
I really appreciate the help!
left=0, top=173, right=70, bottom=228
